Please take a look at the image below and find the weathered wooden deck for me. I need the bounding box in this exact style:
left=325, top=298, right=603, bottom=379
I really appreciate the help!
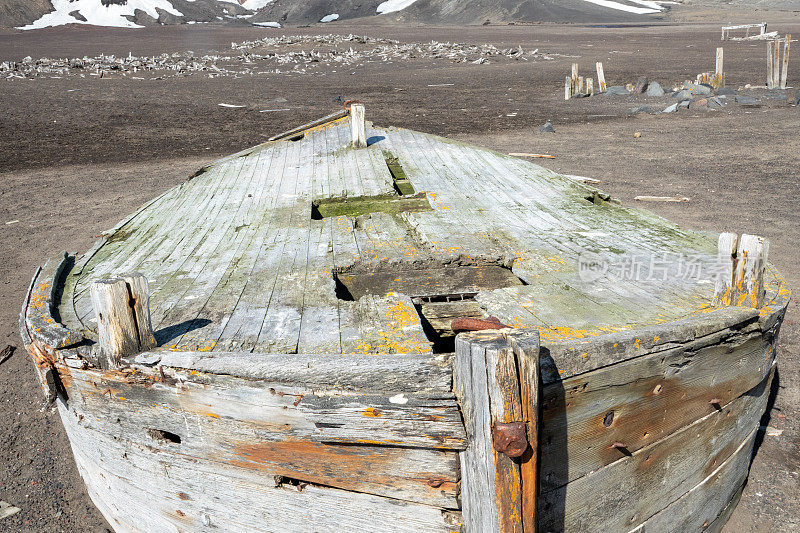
left=20, top=110, right=792, bottom=533
left=60, top=115, right=718, bottom=359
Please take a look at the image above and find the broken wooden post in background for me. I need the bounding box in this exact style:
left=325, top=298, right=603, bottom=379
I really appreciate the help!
left=773, top=37, right=781, bottom=89
left=781, top=34, right=791, bottom=89
left=586, top=78, right=594, bottom=96
left=596, top=62, right=606, bottom=93
left=91, top=272, right=156, bottom=369
left=454, top=329, right=540, bottom=533
left=350, top=103, right=366, bottom=148
left=713, top=233, right=770, bottom=309
left=767, top=40, right=776, bottom=89
left=564, top=76, right=572, bottom=100
left=713, top=47, right=725, bottom=88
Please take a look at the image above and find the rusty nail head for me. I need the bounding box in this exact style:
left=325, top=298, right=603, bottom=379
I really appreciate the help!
left=492, top=422, right=528, bottom=458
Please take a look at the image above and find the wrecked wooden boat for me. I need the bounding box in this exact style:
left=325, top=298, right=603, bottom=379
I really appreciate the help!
left=21, top=105, right=789, bottom=532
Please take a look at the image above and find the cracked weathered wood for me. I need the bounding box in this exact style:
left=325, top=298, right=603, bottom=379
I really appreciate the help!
left=455, top=330, right=541, bottom=533
left=90, top=273, right=155, bottom=368
left=20, top=113, right=792, bottom=533
left=351, top=103, right=366, bottom=148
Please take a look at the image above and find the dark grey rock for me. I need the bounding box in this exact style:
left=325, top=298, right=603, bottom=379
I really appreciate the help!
left=708, top=97, right=723, bottom=108
left=605, top=85, right=630, bottom=96
left=735, top=95, right=758, bottom=105
left=716, top=87, right=735, bottom=96
left=539, top=121, right=555, bottom=133
left=646, top=81, right=665, bottom=97
left=678, top=99, right=691, bottom=109
left=673, top=89, right=692, bottom=100
left=630, top=106, right=652, bottom=114
left=690, top=83, right=713, bottom=96
left=633, top=76, right=649, bottom=94
left=662, top=103, right=678, bottom=113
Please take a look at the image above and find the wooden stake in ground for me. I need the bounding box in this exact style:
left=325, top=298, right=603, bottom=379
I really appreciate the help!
left=767, top=39, right=776, bottom=89
left=596, top=62, right=606, bottom=93
left=715, top=47, right=724, bottom=88
left=571, top=63, right=579, bottom=96
left=91, top=273, right=156, bottom=369
left=774, top=37, right=782, bottom=88
left=565, top=76, right=572, bottom=100
left=781, top=34, right=791, bottom=89
left=586, top=77, right=594, bottom=96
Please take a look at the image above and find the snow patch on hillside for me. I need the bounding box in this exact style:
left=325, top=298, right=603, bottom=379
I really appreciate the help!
left=19, top=0, right=183, bottom=29
left=578, top=0, right=662, bottom=14
left=253, top=21, right=281, bottom=27
left=241, top=0, right=274, bottom=9
left=320, top=13, right=339, bottom=22
left=376, top=0, right=419, bottom=14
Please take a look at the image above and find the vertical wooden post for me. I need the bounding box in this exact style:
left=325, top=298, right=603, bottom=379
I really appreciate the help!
left=586, top=78, right=594, bottom=96
left=577, top=76, right=584, bottom=95
left=713, top=232, right=738, bottom=307
left=715, top=47, right=724, bottom=88
left=564, top=76, right=572, bottom=100
left=781, top=34, right=791, bottom=89
left=773, top=38, right=781, bottom=88
left=350, top=103, right=366, bottom=148
left=454, top=329, right=540, bottom=533
left=91, top=272, right=156, bottom=369
left=571, top=63, right=579, bottom=96
left=714, top=233, right=770, bottom=309
left=734, top=234, right=770, bottom=308
left=767, top=40, right=776, bottom=89
left=596, top=62, right=606, bottom=93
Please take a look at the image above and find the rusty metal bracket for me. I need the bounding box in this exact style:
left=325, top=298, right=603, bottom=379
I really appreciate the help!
left=492, top=421, right=529, bottom=458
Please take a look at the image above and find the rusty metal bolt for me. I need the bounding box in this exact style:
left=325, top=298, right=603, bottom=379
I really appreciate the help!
left=491, top=422, right=528, bottom=458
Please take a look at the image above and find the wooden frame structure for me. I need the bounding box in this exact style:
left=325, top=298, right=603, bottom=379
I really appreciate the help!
left=21, top=109, right=790, bottom=532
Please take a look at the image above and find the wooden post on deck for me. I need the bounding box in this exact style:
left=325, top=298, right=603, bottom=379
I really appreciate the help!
left=713, top=232, right=738, bottom=307
left=714, top=233, right=770, bottom=309
left=781, top=34, right=791, bottom=89
left=454, top=329, right=540, bottom=533
left=734, top=234, right=770, bottom=308
left=91, top=272, right=156, bottom=369
left=596, top=62, right=606, bottom=93
left=350, top=103, right=366, bottom=148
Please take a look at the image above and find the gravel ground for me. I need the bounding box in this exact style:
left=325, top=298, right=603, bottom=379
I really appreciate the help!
left=1, top=20, right=798, bottom=532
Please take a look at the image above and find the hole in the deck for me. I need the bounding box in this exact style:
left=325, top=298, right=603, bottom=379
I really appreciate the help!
left=147, top=428, right=182, bottom=444
left=334, top=261, right=525, bottom=354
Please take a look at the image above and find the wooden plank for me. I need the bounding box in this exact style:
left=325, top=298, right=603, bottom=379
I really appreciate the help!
left=538, top=369, right=773, bottom=532
left=507, top=331, right=541, bottom=533
left=24, top=253, right=84, bottom=349
left=627, top=428, right=756, bottom=533
left=59, top=401, right=461, bottom=532
left=539, top=319, right=773, bottom=492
